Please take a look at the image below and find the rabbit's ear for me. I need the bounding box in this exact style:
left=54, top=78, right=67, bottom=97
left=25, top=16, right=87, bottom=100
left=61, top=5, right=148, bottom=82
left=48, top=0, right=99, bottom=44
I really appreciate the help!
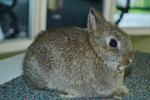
left=87, top=7, right=106, bottom=32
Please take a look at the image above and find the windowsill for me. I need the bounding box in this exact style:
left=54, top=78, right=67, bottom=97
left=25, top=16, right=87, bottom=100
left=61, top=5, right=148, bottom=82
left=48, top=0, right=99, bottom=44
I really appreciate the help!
left=0, top=54, right=24, bottom=84
left=0, top=38, right=33, bottom=54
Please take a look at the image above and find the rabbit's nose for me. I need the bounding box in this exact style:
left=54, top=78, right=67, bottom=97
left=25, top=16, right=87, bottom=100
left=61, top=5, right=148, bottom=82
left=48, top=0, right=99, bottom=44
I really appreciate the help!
left=127, top=51, right=134, bottom=63
left=129, top=55, right=134, bottom=63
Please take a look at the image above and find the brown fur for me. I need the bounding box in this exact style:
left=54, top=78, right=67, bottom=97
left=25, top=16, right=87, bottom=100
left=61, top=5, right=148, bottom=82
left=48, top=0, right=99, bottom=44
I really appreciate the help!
left=23, top=8, right=134, bottom=98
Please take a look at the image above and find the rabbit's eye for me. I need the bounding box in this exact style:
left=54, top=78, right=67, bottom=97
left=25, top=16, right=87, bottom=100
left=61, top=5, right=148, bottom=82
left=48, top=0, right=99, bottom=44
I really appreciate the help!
left=109, top=39, right=118, bottom=48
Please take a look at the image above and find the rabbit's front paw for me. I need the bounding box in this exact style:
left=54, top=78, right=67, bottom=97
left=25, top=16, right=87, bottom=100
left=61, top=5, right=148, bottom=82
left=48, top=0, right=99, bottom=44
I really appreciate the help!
left=113, top=96, right=123, bottom=100
left=58, top=89, right=79, bottom=98
left=114, top=85, right=129, bottom=97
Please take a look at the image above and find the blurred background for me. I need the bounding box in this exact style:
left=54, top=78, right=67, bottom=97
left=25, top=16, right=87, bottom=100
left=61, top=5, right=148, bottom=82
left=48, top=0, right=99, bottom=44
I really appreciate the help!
left=0, top=0, right=150, bottom=59
left=0, top=0, right=29, bottom=41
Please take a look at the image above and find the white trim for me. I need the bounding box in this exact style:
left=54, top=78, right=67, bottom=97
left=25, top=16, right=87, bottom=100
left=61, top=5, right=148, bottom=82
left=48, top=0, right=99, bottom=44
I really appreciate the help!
left=0, top=38, right=33, bottom=54
left=103, top=0, right=116, bottom=22
left=29, top=0, right=47, bottom=38
left=38, top=0, right=47, bottom=32
left=122, top=28, right=150, bottom=36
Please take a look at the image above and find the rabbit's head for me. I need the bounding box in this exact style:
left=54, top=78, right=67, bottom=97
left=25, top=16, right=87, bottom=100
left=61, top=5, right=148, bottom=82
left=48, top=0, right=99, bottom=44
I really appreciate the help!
left=87, top=8, right=134, bottom=71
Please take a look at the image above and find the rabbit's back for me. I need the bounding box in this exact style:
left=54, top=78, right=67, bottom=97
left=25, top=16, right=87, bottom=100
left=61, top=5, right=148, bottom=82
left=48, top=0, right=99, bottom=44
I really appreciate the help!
left=30, top=27, right=92, bottom=67
left=23, top=27, right=97, bottom=90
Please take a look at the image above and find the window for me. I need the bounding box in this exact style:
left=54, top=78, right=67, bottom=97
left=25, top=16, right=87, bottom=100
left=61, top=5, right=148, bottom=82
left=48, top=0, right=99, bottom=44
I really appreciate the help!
left=114, top=0, right=150, bottom=28
left=0, top=0, right=29, bottom=41
left=47, top=0, right=104, bottom=29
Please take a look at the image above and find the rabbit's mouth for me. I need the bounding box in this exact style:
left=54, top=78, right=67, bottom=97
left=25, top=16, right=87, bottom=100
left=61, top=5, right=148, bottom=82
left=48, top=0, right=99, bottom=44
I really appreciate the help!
left=120, top=55, right=134, bottom=67
left=117, top=59, right=132, bottom=72
left=121, top=52, right=134, bottom=66
left=117, top=64, right=127, bottom=72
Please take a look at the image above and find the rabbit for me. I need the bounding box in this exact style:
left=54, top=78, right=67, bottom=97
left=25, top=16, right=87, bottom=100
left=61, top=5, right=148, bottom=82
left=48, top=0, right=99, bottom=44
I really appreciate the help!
left=23, top=7, right=134, bottom=98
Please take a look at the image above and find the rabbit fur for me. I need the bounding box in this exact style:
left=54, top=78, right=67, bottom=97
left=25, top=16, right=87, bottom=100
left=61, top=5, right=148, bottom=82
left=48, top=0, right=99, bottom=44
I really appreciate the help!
left=23, top=8, right=134, bottom=98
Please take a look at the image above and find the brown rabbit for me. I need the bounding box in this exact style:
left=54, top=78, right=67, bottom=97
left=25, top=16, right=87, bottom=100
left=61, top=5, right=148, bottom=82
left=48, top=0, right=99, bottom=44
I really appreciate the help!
left=23, top=8, right=134, bottom=98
